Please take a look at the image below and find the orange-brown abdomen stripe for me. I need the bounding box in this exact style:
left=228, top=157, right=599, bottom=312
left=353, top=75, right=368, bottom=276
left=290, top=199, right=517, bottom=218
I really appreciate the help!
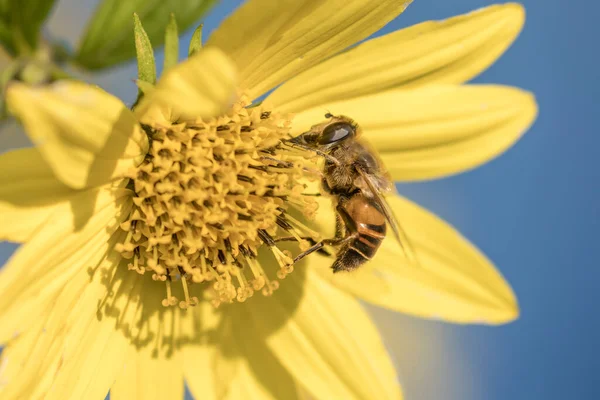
left=357, top=224, right=386, bottom=239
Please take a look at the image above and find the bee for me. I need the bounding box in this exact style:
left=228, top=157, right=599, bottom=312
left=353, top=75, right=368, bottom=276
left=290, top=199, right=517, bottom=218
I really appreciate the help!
left=283, top=113, right=418, bottom=272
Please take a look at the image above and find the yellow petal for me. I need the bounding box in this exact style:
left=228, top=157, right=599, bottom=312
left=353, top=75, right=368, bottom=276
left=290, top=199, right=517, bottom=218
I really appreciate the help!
left=182, top=302, right=232, bottom=400
left=0, top=256, right=142, bottom=400
left=111, top=277, right=185, bottom=400
left=244, top=267, right=402, bottom=400
left=0, top=308, right=49, bottom=398
left=6, top=81, right=148, bottom=189
left=135, top=47, right=237, bottom=122
left=186, top=352, right=299, bottom=400
left=0, top=186, right=132, bottom=344
left=44, top=262, right=143, bottom=400
left=291, top=84, right=537, bottom=181
left=0, top=147, right=74, bottom=242
left=184, top=301, right=300, bottom=400
left=111, top=346, right=183, bottom=400
left=227, top=315, right=300, bottom=400
left=227, top=362, right=298, bottom=400
left=314, top=194, right=519, bottom=325
left=268, top=4, right=526, bottom=112
left=207, top=0, right=413, bottom=99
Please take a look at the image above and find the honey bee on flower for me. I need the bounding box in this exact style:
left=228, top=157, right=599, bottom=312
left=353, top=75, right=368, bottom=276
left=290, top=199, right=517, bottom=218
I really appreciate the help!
left=0, top=2, right=536, bottom=400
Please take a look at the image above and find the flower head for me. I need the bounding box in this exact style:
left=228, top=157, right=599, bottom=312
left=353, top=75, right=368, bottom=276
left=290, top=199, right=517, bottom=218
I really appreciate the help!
left=0, top=2, right=537, bottom=400
left=120, top=92, right=321, bottom=307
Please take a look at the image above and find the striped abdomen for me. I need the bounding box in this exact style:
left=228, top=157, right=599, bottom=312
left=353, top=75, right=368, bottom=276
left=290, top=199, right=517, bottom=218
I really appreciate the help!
left=333, top=194, right=386, bottom=272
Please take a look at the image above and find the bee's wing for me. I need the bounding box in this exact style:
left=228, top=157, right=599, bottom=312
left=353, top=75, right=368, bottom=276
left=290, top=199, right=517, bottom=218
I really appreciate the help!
left=356, top=166, right=420, bottom=266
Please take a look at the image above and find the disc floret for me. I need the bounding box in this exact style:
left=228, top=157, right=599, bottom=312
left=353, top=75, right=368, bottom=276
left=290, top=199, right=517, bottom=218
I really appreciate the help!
left=116, top=97, right=319, bottom=308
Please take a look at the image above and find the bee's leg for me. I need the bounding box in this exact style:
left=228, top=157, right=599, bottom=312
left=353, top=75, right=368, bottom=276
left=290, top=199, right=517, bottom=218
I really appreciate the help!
left=273, top=236, right=332, bottom=256
left=260, top=155, right=324, bottom=178
left=274, top=236, right=312, bottom=243
left=292, top=234, right=356, bottom=264
left=259, top=155, right=294, bottom=167
left=334, top=213, right=345, bottom=240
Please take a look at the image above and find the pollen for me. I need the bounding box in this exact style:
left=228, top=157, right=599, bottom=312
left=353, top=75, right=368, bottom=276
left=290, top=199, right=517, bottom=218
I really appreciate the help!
left=116, top=96, right=320, bottom=308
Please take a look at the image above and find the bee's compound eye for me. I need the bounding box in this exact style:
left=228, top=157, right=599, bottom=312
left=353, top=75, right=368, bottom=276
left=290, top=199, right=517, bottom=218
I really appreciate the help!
left=318, top=122, right=354, bottom=144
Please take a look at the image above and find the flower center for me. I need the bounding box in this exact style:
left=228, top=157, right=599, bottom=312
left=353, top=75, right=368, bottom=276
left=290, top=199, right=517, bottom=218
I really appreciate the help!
left=116, top=96, right=320, bottom=308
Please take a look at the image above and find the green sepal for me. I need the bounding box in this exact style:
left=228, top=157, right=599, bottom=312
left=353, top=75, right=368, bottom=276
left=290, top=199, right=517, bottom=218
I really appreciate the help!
left=134, top=14, right=156, bottom=85
left=163, top=13, right=179, bottom=72
left=133, top=14, right=156, bottom=106
left=188, top=24, right=203, bottom=57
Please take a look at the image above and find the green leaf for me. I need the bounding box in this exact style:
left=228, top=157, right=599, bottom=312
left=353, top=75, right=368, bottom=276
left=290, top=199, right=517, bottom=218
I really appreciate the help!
left=0, top=21, right=13, bottom=53
left=0, top=0, right=58, bottom=54
left=133, top=13, right=156, bottom=85
left=188, top=24, right=203, bottom=57
left=75, top=0, right=218, bottom=70
left=0, top=1, right=13, bottom=53
left=163, top=13, right=178, bottom=72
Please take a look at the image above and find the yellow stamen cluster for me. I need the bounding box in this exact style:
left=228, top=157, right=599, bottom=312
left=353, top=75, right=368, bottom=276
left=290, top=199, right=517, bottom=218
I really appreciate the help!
left=116, top=98, right=319, bottom=308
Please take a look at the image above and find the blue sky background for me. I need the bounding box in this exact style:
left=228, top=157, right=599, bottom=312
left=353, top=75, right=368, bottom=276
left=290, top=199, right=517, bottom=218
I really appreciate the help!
left=1, top=0, right=598, bottom=399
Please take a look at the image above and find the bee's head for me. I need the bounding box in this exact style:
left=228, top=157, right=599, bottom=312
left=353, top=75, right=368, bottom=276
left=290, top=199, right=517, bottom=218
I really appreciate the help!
left=288, top=114, right=357, bottom=149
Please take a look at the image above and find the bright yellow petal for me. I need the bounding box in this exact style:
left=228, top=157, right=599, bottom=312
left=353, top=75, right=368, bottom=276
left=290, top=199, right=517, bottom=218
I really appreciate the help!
left=243, top=266, right=401, bottom=400
left=0, top=186, right=132, bottom=344
left=291, top=84, right=537, bottom=181
left=268, top=4, right=526, bottom=112
left=0, top=147, right=75, bottom=242
left=111, top=344, right=183, bottom=400
left=6, top=81, right=148, bottom=189
left=184, top=300, right=300, bottom=400
left=0, top=255, right=143, bottom=400
left=110, top=274, right=186, bottom=400
left=186, top=350, right=299, bottom=400
left=135, top=47, right=237, bottom=123
left=207, top=0, right=413, bottom=99
left=227, top=361, right=299, bottom=400
left=0, top=307, right=49, bottom=396
left=184, top=346, right=234, bottom=400
left=313, top=194, right=519, bottom=325
left=182, top=301, right=232, bottom=400
left=228, top=315, right=300, bottom=400
left=43, top=261, right=144, bottom=400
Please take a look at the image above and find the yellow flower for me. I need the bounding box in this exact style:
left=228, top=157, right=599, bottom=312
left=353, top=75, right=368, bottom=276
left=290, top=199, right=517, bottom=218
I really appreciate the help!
left=0, top=2, right=537, bottom=400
